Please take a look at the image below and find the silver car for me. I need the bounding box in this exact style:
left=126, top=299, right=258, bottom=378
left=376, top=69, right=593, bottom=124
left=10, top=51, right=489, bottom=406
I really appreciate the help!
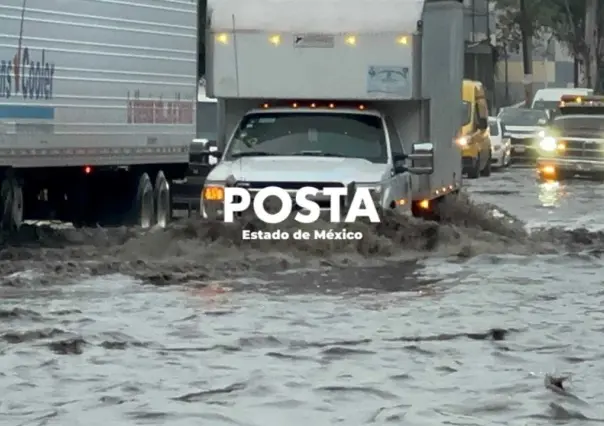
left=489, top=116, right=511, bottom=168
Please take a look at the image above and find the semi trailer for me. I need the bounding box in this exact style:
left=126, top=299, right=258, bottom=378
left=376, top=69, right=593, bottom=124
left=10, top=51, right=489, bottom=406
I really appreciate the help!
left=197, top=0, right=466, bottom=220
left=172, top=80, right=218, bottom=215
left=0, top=0, right=197, bottom=230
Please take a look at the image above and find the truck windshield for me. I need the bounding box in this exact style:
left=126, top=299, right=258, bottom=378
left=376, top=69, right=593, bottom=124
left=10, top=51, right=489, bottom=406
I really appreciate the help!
left=499, top=108, right=548, bottom=126
left=532, top=100, right=560, bottom=110
left=551, top=116, right=604, bottom=133
left=462, top=101, right=471, bottom=126
left=225, top=112, right=387, bottom=163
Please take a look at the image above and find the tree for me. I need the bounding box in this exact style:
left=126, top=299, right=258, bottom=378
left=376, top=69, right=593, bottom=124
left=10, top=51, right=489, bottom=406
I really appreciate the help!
left=494, top=0, right=603, bottom=90
left=492, top=0, right=560, bottom=102
left=492, top=0, right=558, bottom=48
left=547, top=0, right=585, bottom=55
left=585, top=0, right=603, bottom=90
left=538, top=0, right=603, bottom=89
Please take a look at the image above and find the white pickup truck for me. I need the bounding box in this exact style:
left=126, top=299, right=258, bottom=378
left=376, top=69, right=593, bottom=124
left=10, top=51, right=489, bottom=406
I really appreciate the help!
left=198, top=0, right=465, bottom=220
left=537, top=94, right=604, bottom=181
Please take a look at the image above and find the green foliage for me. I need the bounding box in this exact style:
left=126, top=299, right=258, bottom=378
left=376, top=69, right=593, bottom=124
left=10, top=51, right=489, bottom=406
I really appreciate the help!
left=493, top=0, right=603, bottom=57
left=493, top=0, right=603, bottom=89
left=545, top=0, right=603, bottom=65
left=546, top=0, right=587, bottom=55
left=492, top=0, right=560, bottom=50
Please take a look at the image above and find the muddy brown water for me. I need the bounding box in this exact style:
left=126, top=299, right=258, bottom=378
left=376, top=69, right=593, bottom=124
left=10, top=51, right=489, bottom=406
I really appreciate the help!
left=2, top=168, right=604, bottom=425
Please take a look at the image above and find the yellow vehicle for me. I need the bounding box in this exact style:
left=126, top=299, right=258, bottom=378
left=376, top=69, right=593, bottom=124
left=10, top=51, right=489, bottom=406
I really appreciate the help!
left=457, top=80, right=491, bottom=178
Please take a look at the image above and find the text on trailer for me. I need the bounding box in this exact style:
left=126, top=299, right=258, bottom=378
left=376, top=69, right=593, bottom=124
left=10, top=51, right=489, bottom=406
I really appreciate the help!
left=126, top=90, right=193, bottom=124
left=0, top=48, right=55, bottom=100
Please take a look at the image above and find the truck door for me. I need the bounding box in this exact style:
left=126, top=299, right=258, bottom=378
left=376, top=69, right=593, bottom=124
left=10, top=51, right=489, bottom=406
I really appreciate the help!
left=384, top=116, right=411, bottom=209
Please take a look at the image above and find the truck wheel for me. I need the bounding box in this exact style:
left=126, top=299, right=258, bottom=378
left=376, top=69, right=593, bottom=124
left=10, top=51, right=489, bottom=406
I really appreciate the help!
left=481, top=152, right=492, bottom=177
left=130, top=172, right=155, bottom=228
left=0, top=176, right=23, bottom=232
left=467, top=155, right=480, bottom=179
left=154, top=171, right=171, bottom=228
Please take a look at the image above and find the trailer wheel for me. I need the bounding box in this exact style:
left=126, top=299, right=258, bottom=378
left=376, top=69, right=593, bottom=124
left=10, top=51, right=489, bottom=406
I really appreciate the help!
left=154, top=171, right=171, bottom=228
left=131, top=172, right=155, bottom=228
left=0, top=176, right=23, bottom=232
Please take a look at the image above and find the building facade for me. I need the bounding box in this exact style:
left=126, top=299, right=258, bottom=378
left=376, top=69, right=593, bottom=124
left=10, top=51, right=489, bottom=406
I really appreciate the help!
left=494, top=27, right=575, bottom=105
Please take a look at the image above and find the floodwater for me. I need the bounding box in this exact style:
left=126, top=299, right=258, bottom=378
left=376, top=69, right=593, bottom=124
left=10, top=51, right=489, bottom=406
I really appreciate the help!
left=3, top=168, right=604, bottom=425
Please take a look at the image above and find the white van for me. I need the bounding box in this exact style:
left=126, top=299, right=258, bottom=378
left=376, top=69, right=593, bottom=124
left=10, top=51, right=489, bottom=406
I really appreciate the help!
left=531, top=87, right=594, bottom=110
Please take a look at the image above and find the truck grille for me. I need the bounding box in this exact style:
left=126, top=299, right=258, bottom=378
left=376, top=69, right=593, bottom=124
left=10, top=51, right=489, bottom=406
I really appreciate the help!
left=230, top=181, right=348, bottom=212
left=511, top=137, right=536, bottom=147
left=560, top=139, right=604, bottom=159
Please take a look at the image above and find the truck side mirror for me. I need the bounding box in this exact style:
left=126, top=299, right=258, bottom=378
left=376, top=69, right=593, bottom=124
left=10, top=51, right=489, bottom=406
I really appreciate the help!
left=191, top=138, right=222, bottom=164
left=406, top=142, right=434, bottom=175
left=392, top=153, right=407, bottom=174
left=205, top=146, right=223, bottom=165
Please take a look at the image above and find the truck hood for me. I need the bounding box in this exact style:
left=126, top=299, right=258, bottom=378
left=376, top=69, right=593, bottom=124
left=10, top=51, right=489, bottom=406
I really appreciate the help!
left=207, top=156, right=390, bottom=184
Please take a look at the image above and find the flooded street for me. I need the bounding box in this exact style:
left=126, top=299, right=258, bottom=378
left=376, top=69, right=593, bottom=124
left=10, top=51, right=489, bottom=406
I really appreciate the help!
left=3, top=168, right=604, bottom=425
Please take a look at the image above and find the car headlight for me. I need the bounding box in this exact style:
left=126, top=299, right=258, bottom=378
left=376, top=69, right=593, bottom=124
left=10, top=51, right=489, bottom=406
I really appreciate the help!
left=456, top=136, right=469, bottom=147
left=539, top=137, right=557, bottom=152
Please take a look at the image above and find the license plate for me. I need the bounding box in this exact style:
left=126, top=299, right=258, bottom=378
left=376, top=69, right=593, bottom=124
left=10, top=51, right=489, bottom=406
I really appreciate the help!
left=513, top=145, right=525, bottom=153
left=577, top=163, right=592, bottom=171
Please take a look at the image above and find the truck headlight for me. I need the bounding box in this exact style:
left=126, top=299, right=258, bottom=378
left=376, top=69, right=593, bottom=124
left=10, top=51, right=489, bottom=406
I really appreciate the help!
left=539, top=137, right=557, bottom=152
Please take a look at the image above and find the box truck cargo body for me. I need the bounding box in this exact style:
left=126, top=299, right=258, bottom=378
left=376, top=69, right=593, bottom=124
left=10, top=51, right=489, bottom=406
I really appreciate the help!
left=198, top=0, right=465, bottom=220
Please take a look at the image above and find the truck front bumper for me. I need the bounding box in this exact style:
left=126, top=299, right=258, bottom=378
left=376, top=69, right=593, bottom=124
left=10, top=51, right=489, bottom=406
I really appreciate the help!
left=536, top=157, right=604, bottom=179
left=511, top=144, right=538, bottom=163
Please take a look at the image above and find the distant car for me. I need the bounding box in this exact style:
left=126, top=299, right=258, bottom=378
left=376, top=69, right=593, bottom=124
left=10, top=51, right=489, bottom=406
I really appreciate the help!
left=531, top=88, right=594, bottom=121
left=488, top=116, right=511, bottom=168
left=498, top=108, right=549, bottom=163
left=531, top=87, right=594, bottom=111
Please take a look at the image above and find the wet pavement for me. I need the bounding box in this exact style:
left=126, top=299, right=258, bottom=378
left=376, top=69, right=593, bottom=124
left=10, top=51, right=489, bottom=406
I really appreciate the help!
left=3, top=167, right=604, bottom=425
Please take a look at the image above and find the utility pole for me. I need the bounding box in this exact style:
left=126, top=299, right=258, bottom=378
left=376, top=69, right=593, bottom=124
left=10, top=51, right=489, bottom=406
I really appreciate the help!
left=504, top=42, right=510, bottom=104
left=584, top=0, right=598, bottom=88
left=519, top=0, right=533, bottom=105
